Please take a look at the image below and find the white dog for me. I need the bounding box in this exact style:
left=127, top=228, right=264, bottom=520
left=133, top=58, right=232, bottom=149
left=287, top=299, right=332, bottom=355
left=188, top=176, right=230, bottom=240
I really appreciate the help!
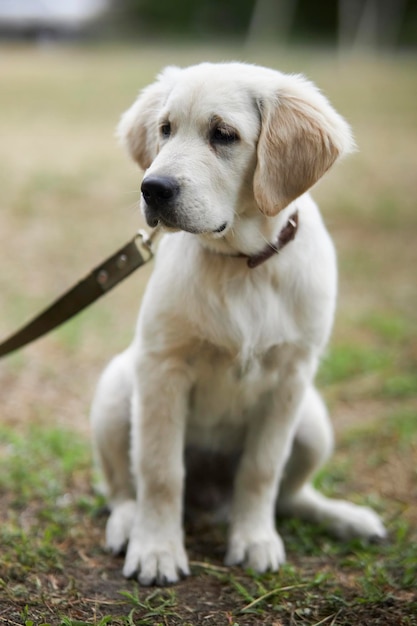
left=90, top=62, right=386, bottom=586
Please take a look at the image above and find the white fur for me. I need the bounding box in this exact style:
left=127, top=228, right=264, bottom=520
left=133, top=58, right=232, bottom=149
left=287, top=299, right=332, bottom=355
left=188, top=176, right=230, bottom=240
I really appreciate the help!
left=91, top=62, right=385, bottom=586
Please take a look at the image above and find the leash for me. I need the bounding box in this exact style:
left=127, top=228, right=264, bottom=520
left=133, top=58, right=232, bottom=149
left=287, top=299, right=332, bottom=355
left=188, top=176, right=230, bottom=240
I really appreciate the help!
left=0, top=227, right=160, bottom=359
left=0, top=212, right=299, bottom=359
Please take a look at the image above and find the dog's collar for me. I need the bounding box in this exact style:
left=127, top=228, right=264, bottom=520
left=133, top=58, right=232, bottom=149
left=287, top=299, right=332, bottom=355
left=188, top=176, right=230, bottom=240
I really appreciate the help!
left=240, top=211, right=299, bottom=269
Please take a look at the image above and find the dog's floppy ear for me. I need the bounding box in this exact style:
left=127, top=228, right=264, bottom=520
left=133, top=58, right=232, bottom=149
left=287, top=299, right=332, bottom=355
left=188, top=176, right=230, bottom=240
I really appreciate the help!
left=253, top=75, right=355, bottom=216
left=117, top=66, right=181, bottom=170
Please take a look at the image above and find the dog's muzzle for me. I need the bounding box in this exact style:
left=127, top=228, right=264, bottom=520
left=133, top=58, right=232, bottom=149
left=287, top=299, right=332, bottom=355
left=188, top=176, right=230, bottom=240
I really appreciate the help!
left=141, top=175, right=180, bottom=228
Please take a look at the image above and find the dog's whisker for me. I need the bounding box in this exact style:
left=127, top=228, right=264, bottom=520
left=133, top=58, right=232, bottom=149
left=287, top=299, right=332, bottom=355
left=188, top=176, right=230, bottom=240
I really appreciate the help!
left=123, top=202, right=140, bottom=215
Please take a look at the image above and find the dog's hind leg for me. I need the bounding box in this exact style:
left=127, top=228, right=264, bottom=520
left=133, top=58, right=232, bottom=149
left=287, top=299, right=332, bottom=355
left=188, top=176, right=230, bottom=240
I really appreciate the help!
left=277, top=386, right=386, bottom=541
left=278, top=385, right=333, bottom=500
left=90, top=348, right=136, bottom=554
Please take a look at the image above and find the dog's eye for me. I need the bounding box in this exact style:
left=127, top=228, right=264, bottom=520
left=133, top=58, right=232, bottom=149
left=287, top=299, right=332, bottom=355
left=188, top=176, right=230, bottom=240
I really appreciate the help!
left=160, top=122, right=171, bottom=138
left=210, top=125, right=239, bottom=146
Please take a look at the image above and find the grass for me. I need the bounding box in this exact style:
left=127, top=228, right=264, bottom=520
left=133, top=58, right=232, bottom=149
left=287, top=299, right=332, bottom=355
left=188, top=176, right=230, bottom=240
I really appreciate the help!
left=0, top=42, right=416, bottom=625
left=0, top=424, right=416, bottom=623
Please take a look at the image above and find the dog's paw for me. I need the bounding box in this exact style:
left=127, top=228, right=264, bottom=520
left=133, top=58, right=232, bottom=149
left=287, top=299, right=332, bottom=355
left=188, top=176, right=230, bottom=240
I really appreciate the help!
left=328, top=501, right=387, bottom=541
left=225, top=527, right=286, bottom=573
left=123, top=532, right=190, bottom=586
left=105, top=500, right=136, bottom=555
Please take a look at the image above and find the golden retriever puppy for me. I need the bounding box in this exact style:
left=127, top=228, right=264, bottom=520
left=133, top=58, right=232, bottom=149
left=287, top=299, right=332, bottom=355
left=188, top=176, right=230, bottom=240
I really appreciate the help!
left=90, top=62, right=386, bottom=586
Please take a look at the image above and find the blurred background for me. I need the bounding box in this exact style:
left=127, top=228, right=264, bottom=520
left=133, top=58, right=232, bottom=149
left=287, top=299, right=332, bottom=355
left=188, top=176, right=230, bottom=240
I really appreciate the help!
left=0, top=0, right=416, bottom=504
left=0, top=0, right=416, bottom=47
left=0, top=2, right=416, bottom=622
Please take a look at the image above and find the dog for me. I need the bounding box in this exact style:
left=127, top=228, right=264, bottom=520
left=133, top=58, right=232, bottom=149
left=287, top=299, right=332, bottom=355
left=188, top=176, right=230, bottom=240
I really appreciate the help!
left=90, top=62, right=386, bottom=586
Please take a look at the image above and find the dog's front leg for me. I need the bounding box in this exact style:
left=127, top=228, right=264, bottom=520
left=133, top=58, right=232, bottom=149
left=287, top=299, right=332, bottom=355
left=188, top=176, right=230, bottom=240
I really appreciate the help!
left=226, top=360, right=312, bottom=573
left=123, top=358, right=191, bottom=586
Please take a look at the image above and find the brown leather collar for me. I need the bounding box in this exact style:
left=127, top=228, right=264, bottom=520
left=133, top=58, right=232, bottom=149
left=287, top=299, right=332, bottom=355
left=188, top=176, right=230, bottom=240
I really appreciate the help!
left=243, top=211, right=299, bottom=268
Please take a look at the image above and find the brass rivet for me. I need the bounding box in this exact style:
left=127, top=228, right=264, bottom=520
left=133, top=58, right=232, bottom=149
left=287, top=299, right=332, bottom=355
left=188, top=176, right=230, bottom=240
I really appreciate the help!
left=116, top=254, right=128, bottom=269
left=97, top=270, right=108, bottom=285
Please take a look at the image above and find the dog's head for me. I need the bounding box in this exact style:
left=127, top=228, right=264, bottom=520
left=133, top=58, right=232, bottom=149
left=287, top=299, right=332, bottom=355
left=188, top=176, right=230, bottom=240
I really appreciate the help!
left=118, top=62, right=354, bottom=241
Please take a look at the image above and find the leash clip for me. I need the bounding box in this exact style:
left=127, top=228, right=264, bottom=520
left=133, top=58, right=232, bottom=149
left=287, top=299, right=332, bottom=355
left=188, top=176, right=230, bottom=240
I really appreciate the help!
left=135, top=225, right=161, bottom=261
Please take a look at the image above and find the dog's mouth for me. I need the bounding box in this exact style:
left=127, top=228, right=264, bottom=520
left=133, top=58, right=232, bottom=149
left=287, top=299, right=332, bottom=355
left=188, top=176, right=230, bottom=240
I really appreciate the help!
left=146, top=215, right=228, bottom=237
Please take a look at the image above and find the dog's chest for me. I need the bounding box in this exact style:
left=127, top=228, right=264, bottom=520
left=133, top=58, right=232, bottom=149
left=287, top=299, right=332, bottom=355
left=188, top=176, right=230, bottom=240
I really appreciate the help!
left=183, top=269, right=301, bottom=433
left=185, top=342, right=289, bottom=449
left=191, top=266, right=300, bottom=356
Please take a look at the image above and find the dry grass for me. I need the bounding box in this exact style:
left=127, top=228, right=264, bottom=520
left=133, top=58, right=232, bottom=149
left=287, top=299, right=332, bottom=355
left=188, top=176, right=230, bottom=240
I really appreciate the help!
left=0, top=43, right=416, bottom=625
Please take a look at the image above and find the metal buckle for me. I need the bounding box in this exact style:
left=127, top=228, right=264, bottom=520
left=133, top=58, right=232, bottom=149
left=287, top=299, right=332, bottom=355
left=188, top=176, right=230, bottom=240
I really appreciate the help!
left=135, top=225, right=161, bottom=261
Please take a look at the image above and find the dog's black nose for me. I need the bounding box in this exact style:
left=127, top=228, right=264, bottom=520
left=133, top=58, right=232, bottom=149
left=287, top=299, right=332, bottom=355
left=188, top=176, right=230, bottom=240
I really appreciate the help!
left=141, top=176, right=179, bottom=207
